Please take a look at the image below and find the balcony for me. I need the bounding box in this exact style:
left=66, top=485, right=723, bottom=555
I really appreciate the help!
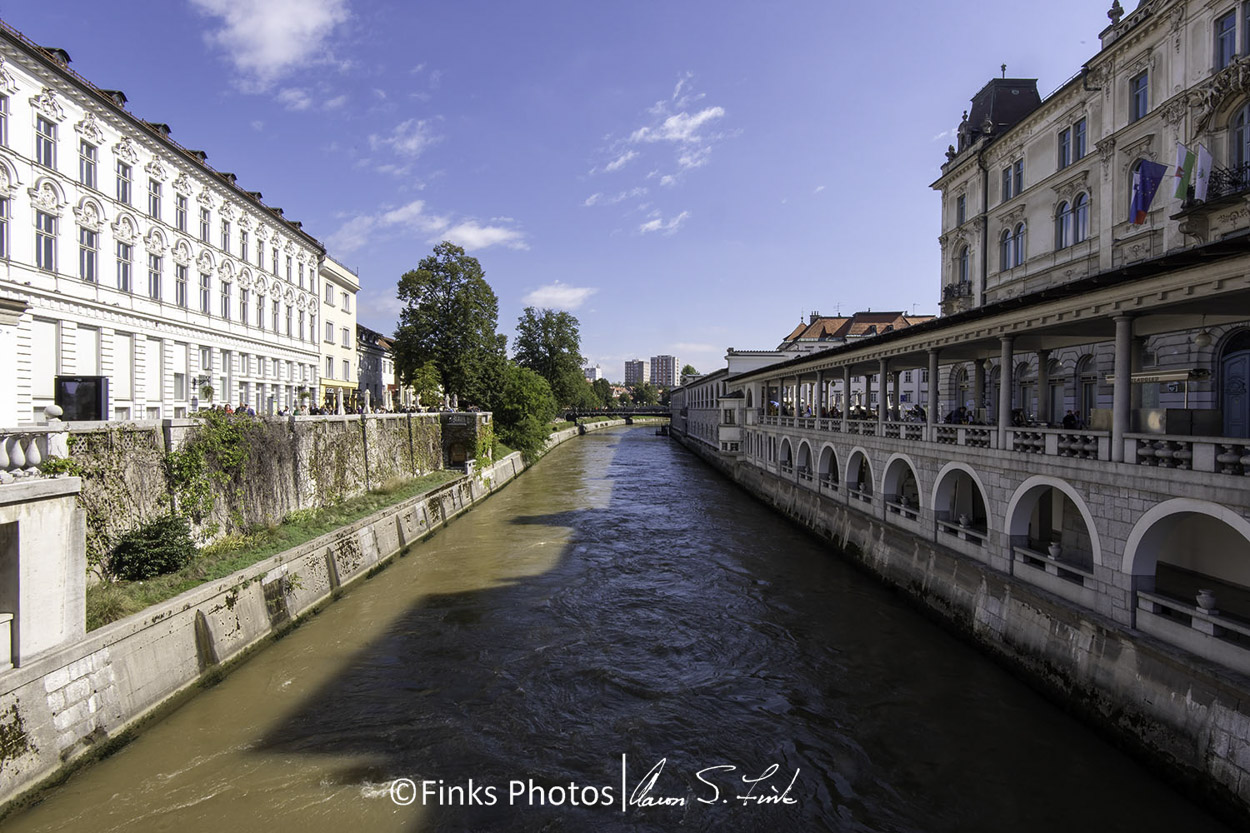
left=1207, top=163, right=1250, bottom=202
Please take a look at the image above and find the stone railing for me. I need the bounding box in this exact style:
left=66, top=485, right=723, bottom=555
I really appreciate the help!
left=819, top=472, right=838, bottom=492
left=848, top=419, right=877, bottom=436
left=1127, top=434, right=1250, bottom=477
left=885, top=496, right=920, bottom=521
left=0, top=408, right=71, bottom=482
left=937, top=517, right=986, bottom=546
left=1012, top=545, right=1098, bottom=609
left=1136, top=590, right=1250, bottom=677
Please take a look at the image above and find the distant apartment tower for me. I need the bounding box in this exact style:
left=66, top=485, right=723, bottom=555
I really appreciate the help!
left=650, top=355, right=679, bottom=388
left=624, top=359, right=649, bottom=386
left=584, top=364, right=603, bottom=382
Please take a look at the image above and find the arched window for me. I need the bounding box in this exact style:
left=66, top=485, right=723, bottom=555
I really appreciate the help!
left=1013, top=222, right=1026, bottom=266
left=1055, top=201, right=1072, bottom=249
left=957, top=245, right=969, bottom=284
left=999, top=228, right=1014, bottom=271
left=1234, top=103, right=1250, bottom=169
left=1073, top=193, right=1089, bottom=243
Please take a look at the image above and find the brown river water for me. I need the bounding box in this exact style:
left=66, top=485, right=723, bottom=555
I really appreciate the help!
left=0, top=426, right=1233, bottom=832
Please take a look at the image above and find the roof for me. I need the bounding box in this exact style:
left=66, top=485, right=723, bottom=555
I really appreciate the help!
left=780, top=311, right=935, bottom=348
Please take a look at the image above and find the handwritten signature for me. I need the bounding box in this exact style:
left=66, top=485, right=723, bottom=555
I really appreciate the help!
left=627, top=757, right=800, bottom=808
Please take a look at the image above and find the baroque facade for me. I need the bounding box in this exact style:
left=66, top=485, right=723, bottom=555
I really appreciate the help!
left=0, top=22, right=324, bottom=423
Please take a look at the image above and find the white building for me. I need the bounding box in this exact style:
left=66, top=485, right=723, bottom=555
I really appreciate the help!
left=319, top=257, right=358, bottom=412
left=624, top=359, right=649, bottom=386
left=583, top=364, right=602, bottom=382
left=649, top=354, right=679, bottom=388
left=0, top=24, right=324, bottom=423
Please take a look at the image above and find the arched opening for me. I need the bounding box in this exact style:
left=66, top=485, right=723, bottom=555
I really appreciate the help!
left=1220, top=329, right=1250, bottom=438
left=846, top=450, right=874, bottom=502
left=796, top=441, right=813, bottom=483
left=778, top=438, right=793, bottom=474
left=883, top=456, right=921, bottom=520
left=933, top=465, right=989, bottom=545
left=1008, top=481, right=1095, bottom=571
left=818, top=446, right=839, bottom=491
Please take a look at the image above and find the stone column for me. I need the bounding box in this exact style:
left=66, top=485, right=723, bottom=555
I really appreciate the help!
left=927, top=349, right=939, bottom=430
left=815, top=370, right=825, bottom=417
left=842, top=365, right=851, bottom=432
left=878, top=358, right=889, bottom=425
left=973, top=358, right=986, bottom=415
left=891, top=368, right=902, bottom=419
left=1112, top=315, right=1133, bottom=462
left=1036, top=349, right=1051, bottom=425
left=998, top=335, right=1014, bottom=448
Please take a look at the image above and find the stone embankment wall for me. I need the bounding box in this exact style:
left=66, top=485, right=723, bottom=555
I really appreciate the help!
left=0, top=419, right=625, bottom=811
left=672, top=434, right=1250, bottom=822
left=65, top=413, right=444, bottom=570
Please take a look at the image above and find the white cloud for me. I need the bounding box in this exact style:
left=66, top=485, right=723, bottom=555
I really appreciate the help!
left=324, top=94, right=348, bottom=110
left=251, top=120, right=265, bottom=131
left=659, top=174, right=676, bottom=187
left=604, top=149, right=638, bottom=172
left=277, top=87, right=312, bottom=111
left=442, top=220, right=528, bottom=251
left=638, top=210, right=690, bottom=235
left=522, top=282, right=598, bottom=310
left=630, top=106, right=725, bottom=144
left=583, top=193, right=602, bottom=207
left=585, top=187, right=647, bottom=207
left=370, top=118, right=441, bottom=157
left=677, top=146, right=711, bottom=170
left=190, top=0, right=350, bottom=89
left=814, top=185, right=826, bottom=194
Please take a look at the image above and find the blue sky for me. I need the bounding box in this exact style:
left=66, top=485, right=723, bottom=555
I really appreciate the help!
left=6, top=1, right=1111, bottom=381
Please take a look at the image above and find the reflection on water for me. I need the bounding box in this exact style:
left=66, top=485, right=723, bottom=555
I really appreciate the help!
left=1, top=427, right=1233, bottom=832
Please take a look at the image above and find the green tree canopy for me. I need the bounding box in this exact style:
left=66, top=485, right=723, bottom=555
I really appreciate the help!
left=591, top=378, right=613, bottom=408
left=410, top=361, right=443, bottom=409
left=513, top=307, right=586, bottom=407
left=392, top=242, right=504, bottom=408
left=631, top=381, right=660, bottom=406
left=492, top=363, right=558, bottom=460
left=681, top=364, right=699, bottom=377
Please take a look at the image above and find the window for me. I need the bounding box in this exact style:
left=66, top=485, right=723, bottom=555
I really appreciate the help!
left=325, top=282, right=334, bottom=304
left=175, top=264, right=188, bottom=307
left=298, top=262, right=304, bottom=289
left=79, top=141, right=97, bottom=188
left=341, top=291, right=351, bottom=312
left=325, top=320, right=334, bottom=342
left=341, top=327, right=349, bottom=347
left=343, top=359, right=350, bottom=380
left=199, top=272, right=211, bottom=314
left=79, top=227, right=98, bottom=282
left=272, top=248, right=278, bottom=276
left=240, top=288, right=249, bottom=326
left=1001, top=167, right=1011, bottom=202
left=955, top=194, right=966, bottom=225
left=199, top=208, right=210, bottom=243
left=1073, top=193, right=1089, bottom=243
left=240, top=230, right=248, bottom=261
left=221, top=220, right=231, bottom=253
left=1000, top=228, right=1014, bottom=271
left=1217, top=11, right=1237, bottom=70
left=1235, top=103, right=1250, bottom=168
left=286, top=256, right=292, bottom=282
left=256, top=295, right=264, bottom=328
left=1056, top=200, right=1072, bottom=248
left=1058, top=127, right=1071, bottom=170
left=1001, top=159, right=1023, bottom=201
left=1130, top=71, right=1149, bottom=122
left=116, top=162, right=132, bottom=205
left=148, top=253, right=161, bottom=299
left=1073, top=118, right=1087, bottom=161
left=285, top=305, right=292, bottom=336
left=0, top=198, right=8, bottom=259
left=325, top=356, right=334, bottom=379
left=298, top=310, right=305, bottom=340
left=272, top=298, right=279, bottom=331
left=176, top=194, right=187, bottom=232
left=35, top=117, right=55, bottom=168
left=148, top=179, right=161, bottom=219
left=0, top=95, right=8, bottom=146
left=116, top=241, right=132, bottom=292
left=1014, top=223, right=1026, bottom=266
left=200, top=346, right=212, bottom=373
left=257, top=239, right=264, bottom=268
left=220, top=281, right=231, bottom=320
left=309, top=314, right=315, bottom=343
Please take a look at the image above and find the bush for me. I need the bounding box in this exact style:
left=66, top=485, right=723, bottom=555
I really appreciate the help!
left=107, top=514, right=197, bottom=581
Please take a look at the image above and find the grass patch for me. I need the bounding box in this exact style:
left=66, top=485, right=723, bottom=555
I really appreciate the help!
left=85, top=470, right=463, bottom=631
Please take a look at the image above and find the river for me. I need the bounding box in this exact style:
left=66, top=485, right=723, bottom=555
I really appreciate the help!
left=0, top=426, right=1232, bottom=832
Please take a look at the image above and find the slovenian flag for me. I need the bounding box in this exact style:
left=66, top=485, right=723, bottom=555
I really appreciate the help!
left=1194, top=144, right=1213, bottom=202
left=1130, top=160, right=1169, bottom=224
left=1174, top=144, right=1196, bottom=199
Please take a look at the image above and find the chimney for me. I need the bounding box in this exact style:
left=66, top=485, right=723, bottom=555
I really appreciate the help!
left=809, top=310, right=821, bottom=324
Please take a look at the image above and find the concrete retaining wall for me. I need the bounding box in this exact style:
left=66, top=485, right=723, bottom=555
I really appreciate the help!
left=672, top=433, right=1250, bottom=822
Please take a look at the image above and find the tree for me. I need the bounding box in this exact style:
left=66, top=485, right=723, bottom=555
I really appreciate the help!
left=681, top=364, right=699, bottom=378
left=631, top=381, right=660, bottom=406
left=492, top=363, right=558, bottom=460
left=392, top=242, right=503, bottom=408
left=592, top=378, right=613, bottom=407
left=513, top=307, right=586, bottom=407
left=410, top=361, right=442, bottom=409
left=616, top=392, right=632, bottom=407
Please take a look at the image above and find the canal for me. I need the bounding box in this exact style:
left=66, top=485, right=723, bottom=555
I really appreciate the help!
left=1, top=426, right=1233, bottom=832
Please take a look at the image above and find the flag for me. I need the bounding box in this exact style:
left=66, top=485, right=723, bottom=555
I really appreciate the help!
left=1130, top=160, right=1169, bottom=224
left=1194, top=144, right=1213, bottom=201
left=1173, top=143, right=1195, bottom=199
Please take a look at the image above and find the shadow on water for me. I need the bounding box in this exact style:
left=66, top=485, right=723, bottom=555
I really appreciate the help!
left=254, top=428, right=1233, bottom=833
